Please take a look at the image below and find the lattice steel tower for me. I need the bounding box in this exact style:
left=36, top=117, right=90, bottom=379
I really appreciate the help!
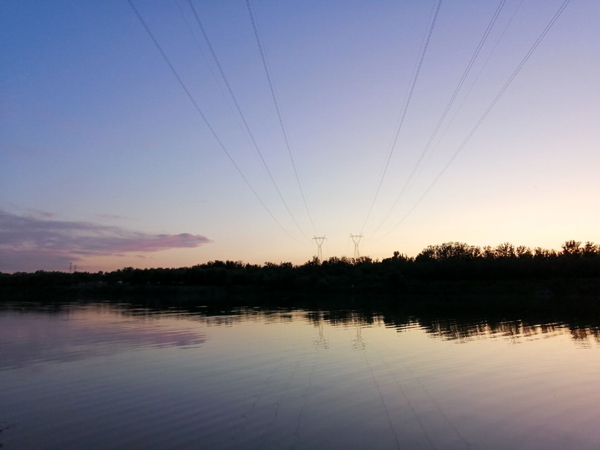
left=350, top=234, right=363, bottom=258
left=312, top=236, right=326, bottom=261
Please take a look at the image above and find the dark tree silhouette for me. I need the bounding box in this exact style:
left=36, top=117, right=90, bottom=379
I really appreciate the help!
left=1, top=240, right=599, bottom=297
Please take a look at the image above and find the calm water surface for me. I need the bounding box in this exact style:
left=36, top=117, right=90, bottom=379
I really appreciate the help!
left=1, top=301, right=600, bottom=449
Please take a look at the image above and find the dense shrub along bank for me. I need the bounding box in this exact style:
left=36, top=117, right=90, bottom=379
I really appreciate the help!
left=1, top=241, right=599, bottom=294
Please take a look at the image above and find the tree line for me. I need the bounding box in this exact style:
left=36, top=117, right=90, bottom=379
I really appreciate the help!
left=1, top=240, right=599, bottom=294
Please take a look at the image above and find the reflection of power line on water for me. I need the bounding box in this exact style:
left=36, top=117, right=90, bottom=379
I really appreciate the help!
left=292, top=315, right=326, bottom=449
left=374, top=349, right=439, bottom=449
left=352, top=320, right=365, bottom=351
left=291, top=354, right=317, bottom=450
left=229, top=354, right=287, bottom=444
left=376, top=339, right=472, bottom=450
left=313, top=320, right=329, bottom=349
left=307, top=311, right=329, bottom=349
left=253, top=347, right=312, bottom=449
left=351, top=314, right=459, bottom=449
left=358, top=324, right=401, bottom=450
left=254, top=312, right=326, bottom=449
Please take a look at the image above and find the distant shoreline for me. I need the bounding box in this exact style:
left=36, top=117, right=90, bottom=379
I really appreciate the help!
left=2, top=277, right=600, bottom=313
left=2, top=241, right=599, bottom=310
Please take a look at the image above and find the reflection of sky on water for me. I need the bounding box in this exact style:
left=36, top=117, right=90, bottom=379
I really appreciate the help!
left=2, top=303, right=599, bottom=373
left=0, top=304, right=207, bottom=370
left=1, top=302, right=600, bottom=449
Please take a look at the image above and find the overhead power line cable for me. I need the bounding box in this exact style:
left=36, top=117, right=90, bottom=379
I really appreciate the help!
left=368, top=0, right=437, bottom=211
left=173, top=0, right=241, bottom=131
left=374, top=0, right=571, bottom=241
left=360, top=0, right=443, bottom=234
left=173, top=0, right=272, bottom=171
left=368, top=0, right=507, bottom=238
left=246, top=0, right=319, bottom=236
left=410, top=0, right=525, bottom=190
left=126, top=0, right=306, bottom=244
left=186, top=0, right=311, bottom=242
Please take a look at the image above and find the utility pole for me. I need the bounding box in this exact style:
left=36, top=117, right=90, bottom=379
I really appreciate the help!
left=312, top=236, right=326, bottom=261
left=350, top=234, right=363, bottom=258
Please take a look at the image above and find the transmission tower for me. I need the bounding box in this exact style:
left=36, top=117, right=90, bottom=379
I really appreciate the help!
left=350, top=234, right=363, bottom=258
left=312, top=236, right=326, bottom=261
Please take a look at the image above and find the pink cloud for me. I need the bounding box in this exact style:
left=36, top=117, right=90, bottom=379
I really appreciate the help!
left=0, top=210, right=211, bottom=272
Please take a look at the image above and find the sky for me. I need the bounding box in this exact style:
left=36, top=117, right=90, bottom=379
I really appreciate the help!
left=1, top=0, right=599, bottom=272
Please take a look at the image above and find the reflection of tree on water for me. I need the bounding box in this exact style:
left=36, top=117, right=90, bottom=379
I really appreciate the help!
left=300, top=305, right=600, bottom=347
left=162, top=301, right=600, bottom=345
left=415, top=317, right=600, bottom=344
left=374, top=308, right=600, bottom=345
left=570, top=327, right=600, bottom=349
left=8, top=300, right=600, bottom=345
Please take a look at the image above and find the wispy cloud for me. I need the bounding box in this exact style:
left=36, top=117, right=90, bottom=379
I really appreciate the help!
left=24, top=208, right=57, bottom=218
left=95, top=213, right=129, bottom=221
left=0, top=210, right=211, bottom=272
left=4, top=203, right=57, bottom=218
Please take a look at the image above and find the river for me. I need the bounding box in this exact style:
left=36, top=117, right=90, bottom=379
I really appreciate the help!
left=1, top=300, right=599, bottom=449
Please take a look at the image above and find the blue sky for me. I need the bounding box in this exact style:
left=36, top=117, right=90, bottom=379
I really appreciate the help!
left=1, top=0, right=599, bottom=272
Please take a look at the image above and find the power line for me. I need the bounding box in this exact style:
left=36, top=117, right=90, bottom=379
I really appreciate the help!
left=186, top=0, right=311, bottom=242
left=246, top=0, right=319, bottom=235
left=173, top=0, right=270, bottom=167
left=369, top=0, right=438, bottom=209
left=374, top=0, right=572, bottom=241
left=367, top=0, right=507, bottom=238
left=173, top=0, right=240, bottom=128
left=410, top=0, right=525, bottom=192
left=126, top=0, right=306, bottom=244
left=360, top=0, right=443, bottom=234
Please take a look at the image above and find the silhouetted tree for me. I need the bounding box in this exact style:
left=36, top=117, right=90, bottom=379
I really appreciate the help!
left=561, top=240, right=582, bottom=257
left=516, top=246, right=533, bottom=259
left=482, top=246, right=496, bottom=259
left=495, top=243, right=516, bottom=258
left=2, top=239, right=599, bottom=295
left=534, top=247, right=557, bottom=259
left=583, top=242, right=599, bottom=258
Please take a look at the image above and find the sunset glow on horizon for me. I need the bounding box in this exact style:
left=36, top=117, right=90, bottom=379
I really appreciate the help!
left=1, top=0, right=598, bottom=272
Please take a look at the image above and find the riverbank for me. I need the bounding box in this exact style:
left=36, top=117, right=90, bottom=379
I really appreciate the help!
left=2, top=276, right=600, bottom=315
